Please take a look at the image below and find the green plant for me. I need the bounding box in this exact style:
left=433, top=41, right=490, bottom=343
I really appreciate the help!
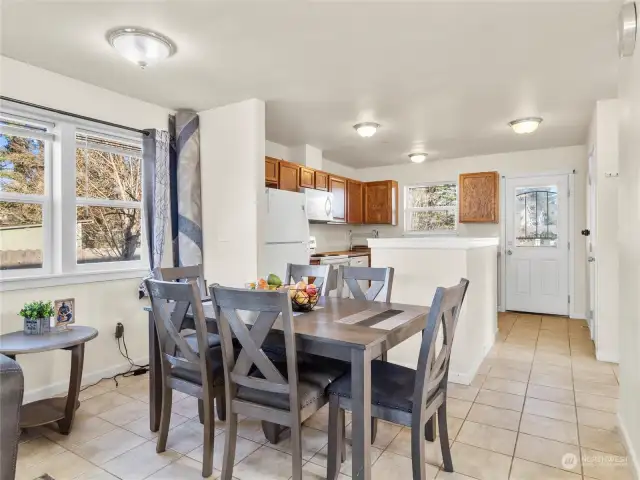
left=19, top=300, right=55, bottom=319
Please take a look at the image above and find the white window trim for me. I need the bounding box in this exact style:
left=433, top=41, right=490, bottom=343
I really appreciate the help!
left=404, top=181, right=459, bottom=235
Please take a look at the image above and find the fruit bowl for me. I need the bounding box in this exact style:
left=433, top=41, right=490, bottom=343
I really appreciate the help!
left=288, top=281, right=319, bottom=312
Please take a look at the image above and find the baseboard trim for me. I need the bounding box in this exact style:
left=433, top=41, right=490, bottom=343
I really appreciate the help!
left=617, top=411, right=640, bottom=480
left=570, top=312, right=587, bottom=320
left=23, top=356, right=149, bottom=404
left=596, top=349, right=620, bottom=364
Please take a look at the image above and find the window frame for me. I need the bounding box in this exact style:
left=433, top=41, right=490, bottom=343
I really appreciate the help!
left=403, top=181, right=459, bottom=235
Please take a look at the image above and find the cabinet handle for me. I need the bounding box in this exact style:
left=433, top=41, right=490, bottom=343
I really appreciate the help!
left=325, top=197, right=332, bottom=215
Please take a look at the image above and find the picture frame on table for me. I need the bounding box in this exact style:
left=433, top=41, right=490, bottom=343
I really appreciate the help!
left=54, top=298, right=75, bottom=329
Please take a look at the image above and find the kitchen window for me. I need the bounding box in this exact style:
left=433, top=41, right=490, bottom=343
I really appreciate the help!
left=404, top=182, right=458, bottom=233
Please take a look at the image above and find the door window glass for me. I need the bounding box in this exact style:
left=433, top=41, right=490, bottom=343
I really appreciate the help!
left=515, top=186, right=558, bottom=247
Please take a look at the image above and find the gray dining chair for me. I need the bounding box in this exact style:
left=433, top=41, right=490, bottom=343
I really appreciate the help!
left=326, top=278, right=470, bottom=480
left=153, top=264, right=208, bottom=299
left=210, top=285, right=347, bottom=480
left=337, top=265, right=394, bottom=302
left=145, top=278, right=226, bottom=478
left=284, top=263, right=332, bottom=296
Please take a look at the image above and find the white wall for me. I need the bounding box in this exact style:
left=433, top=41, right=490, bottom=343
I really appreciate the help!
left=354, top=145, right=588, bottom=318
left=587, top=100, right=620, bottom=363
left=0, top=57, right=172, bottom=401
left=200, top=99, right=266, bottom=287
left=617, top=32, right=640, bottom=476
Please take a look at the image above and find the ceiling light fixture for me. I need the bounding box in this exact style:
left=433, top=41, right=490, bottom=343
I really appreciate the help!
left=409, top=152, right=428, bottom=163
left=508, top=117, right=543, bottom=134
left=107, top=27, right=176, bottom=68
left=353, top=122, right=380, bottom=138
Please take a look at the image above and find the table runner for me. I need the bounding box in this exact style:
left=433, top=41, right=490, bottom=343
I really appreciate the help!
left=335, top=308, right=424, bottom=330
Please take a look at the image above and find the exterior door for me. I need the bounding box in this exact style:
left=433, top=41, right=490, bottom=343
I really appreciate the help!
left=586, top=152, right=597, bottom=338
left=505, top=175, right=569, bottom=315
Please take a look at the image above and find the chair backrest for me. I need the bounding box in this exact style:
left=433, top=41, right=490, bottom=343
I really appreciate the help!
left=210, top=286, right=299, bottom=408
left=153, top=265, right=208, bottom=300
left=285, top=263, right=332, bottom=296
left=337, top=266, right=394, bottom=302
left=145, top=278, right=212, bottom=386
left=412, top=278, right=470, bottom=416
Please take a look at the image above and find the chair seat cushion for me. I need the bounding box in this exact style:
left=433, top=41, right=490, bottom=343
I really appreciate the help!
left=237, top=358, right=348, bottom=410
left=171, top=333, right=224, bottom=386
left=183, top=332, right=222, bottom=350
left=328, top=360, right=422, bottom=413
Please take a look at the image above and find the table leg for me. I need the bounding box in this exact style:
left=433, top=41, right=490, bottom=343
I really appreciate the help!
left=351, top=348, right=372, bottom=480
left=149, top=311, right=162, bottom=432
left=57, top=344, right=84, bottom=434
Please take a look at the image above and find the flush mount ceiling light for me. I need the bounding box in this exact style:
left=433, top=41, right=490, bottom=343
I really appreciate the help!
left=618, top=2, right=637, bottom=58
left=353, top=122, right=380, bottom=138
left=107, top=27, right=176, bottom=68
left=408, top=152, right=428, bottom=163
left=509, top=117, right=543, bottom=134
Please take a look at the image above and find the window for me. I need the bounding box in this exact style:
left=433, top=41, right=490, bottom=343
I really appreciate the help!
left=515, top=186, right=558, bottom=247
left=404, top=182, right=457, bottom=233
left=0, top=106, right=145, bottom=281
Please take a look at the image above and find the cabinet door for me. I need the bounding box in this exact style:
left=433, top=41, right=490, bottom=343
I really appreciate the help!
left=329, top=176, right=347, bottom=222
left=315, top=171, right=328, bottom=191
left=459, top=171, right=499, bottom=223
left=347, top=180, right=363, bottom=224
left=299, top=166, right=315, bottom=189
left=279, top=161, right=299, bottom=192
left=265, top=157, right=279, bottom=184
left=364, top=181, right=398, bottom=225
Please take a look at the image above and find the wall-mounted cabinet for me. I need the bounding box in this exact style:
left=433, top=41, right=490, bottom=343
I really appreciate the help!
left=459, top=171, right=499, bottom=223
left=265, top=156, right=279, bottom=185
left=364, top=180, right=398, bottom=225
left=278, top=160, right=299, bottom=192
left=347, top=179, right=364, bottom=224
left=299, top=166, right=315, bottom=189
left=329, top=176, right=347, bottom=222
left=314, top=171, right=328, bottom=191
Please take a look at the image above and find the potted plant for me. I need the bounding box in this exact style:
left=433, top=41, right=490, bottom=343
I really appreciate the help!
left=20, top=301, right=55, bottom=335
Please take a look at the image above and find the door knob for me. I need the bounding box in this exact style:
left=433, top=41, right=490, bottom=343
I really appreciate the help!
left=588, top=256, right=596, bottom=262
left=507, top=250, right=513, bottom=255
left=581, top=229, right=591, bottom=236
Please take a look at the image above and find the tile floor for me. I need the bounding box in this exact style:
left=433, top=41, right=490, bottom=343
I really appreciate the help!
left=16, top=313, right=633, bottom=479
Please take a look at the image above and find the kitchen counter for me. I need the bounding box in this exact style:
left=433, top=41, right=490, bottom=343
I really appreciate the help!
left=312, top=249, right=371, bottom=258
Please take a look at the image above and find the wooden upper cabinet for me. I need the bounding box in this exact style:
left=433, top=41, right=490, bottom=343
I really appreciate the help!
left=278, top=160, right=299, bottom=192
left=459, top=171, right=499, bottom=223
left=347, top=180, right=364, bottom=224
left=364, top=180, right=398, bottom=225
left=314, top=171, right=328, bottom=191
left=265, top=157, right=279, bottom=185
left=329, top=176, right=347, bottom=222
left=299, top=166, right=315, bottom=189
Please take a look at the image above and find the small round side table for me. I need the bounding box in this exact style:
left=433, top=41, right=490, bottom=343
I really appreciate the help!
left=0, top=326, right=98, bottom=434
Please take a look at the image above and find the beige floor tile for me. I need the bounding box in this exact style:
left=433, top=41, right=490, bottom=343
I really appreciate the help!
left=79, top=383, right=114, bottom=402
left=447, top=383, right=479, bottom=402
left=445, top=398, right=473, bottom=419
left=165, top=420, right=208, bottom=454
left=98, top=399, right=148, bottom=426
left=435, top=469, right=478, bottom=479
left=16, top=450, right=103, bottom=480
left=531, top=362, right=572, bottom=377
left=346, top=420, right=402, bottom=449
left=449, top=442, right=511, bottom=480
left=574, top=380, right=619, bottom=398
left=186, top=430, right=261, bottom=470
left=235, top=417, right=270, bottom=444
left=102, top=440, right=181, bottom=480
left=75, top=469, right=121, bottom=479
left=370, top=450, right=439, bottom=480
left=579, top=425, right=627, bottom=456
left=581, top=447, right=635, bottom=480
left=515, top=433, right=581, bottom=472
left=269, top=426, right=328, bottom=461
left=534, top=352, right=572, bottom=368
left=526, top=384, right=575, bottom=406
left=70, top=427, right=146, bottom=465
left=466, top=403, right=521, bottom=431
left=80, top=391, right=134, bottom=416
left=117, top=380, right=151, bottom=403
left=491, top=358, right=532, bottom=374
left=171, top=396, right=201, bottom=418
left=385, top=426, right=444, bottom=466
left=147, top=456, right=219, bottom=479
left=41, top=414, right=117, bottom=447
left=577, top=407, right=618, bottom=431
left=309, top=440, right=383, bottom=475
left=475, top=389, right=524, bottom=412
left=470, top=374, right=486, bottom=388
left=572, top=369, right=618, bottom=386
left=528, top=372, right=573, bottom=391
left=123, top=412, right=189, bottom=440
left=519, top=413, right=579, bottom=445
left=300, top=461, right=350, bottom=480
left=487, top=365, right=530, bottom=382
left=16, top=436, right=66, bottom=469
left=445, top=415, right=464, bottom=441
left=19, top=427, right=43, bottom=444
left=233, top=445, right=294, bottom=480
left=481, top=377, right=527, bottom=396
left=455, top=420, right=517, bottom=455
left=575, top=391, right=618, bottom=413
left=510, top=457, right=582, bottom=479
left=523, top=397, right=576, bottom=423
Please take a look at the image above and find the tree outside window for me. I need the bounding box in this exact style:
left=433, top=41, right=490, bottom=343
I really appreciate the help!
left=405, top=183, right=457, bottom=233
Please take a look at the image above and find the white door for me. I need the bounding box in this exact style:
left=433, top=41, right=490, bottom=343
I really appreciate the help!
left=586, top=152, right=597, bottom=338
left=505, top=175, right=570, bottom=315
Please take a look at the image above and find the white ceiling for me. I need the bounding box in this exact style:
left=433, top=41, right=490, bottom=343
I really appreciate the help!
left=0, top=1, right=619, bottom=168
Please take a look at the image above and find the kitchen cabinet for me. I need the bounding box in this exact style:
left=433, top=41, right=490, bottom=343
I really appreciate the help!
left=299, top=166, right=315, bottom=189
left=364, top=180, right=398, bottom=225
left=278, top=160, right=299, bottom=192
left=329, top=176, right=347, bottom=222
left=265, top=156, right=279, bottom=185
left=459, top=171, right=499, bottom=223
left=315, top=171, right=328, bottom=191
left=347, top=179, right=364, bottom=224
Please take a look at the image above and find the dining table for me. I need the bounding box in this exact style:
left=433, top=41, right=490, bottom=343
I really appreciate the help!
left=145, top=295, right=430, bottom=480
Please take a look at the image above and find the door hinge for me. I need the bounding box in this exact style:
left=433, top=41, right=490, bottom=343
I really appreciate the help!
left=568, top=242, right=570, bottom=250
left=568, top=295, right=571, bottom=304
left=568, top=189, right=571, bottom=198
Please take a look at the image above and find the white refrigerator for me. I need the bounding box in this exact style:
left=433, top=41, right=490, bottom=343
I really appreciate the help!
left=259, top=188, right=310, bottom=282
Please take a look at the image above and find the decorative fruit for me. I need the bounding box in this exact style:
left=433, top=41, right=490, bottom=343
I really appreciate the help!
left=267, top=273, right=282, bottom=287
left=257, top=278, right=268, bottom=289
left=288, top=286, right=298, bottom=299
left=305, top=285, right=318, bottom=296
left=295, top=280, right=307, bottom=290
left=248, top=282, right=256, bottom=290
left=295, top=290, right=310, bottom=304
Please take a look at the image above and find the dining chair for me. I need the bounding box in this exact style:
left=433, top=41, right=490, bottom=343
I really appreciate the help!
left=145, top=278, right=226, bottom=478
left=210, top=285, right=347, bottom=480
left=337, top=265, right=394, bottom=302
left=326, top=278, right=470, bottom=480
left=284, top=263, right=332, bottom=296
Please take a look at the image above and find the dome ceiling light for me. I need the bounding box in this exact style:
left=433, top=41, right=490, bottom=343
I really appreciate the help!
left=107, top=27, right=176, bottom=68
left=509, top=117, right=543, bottom=134
left=353, top=122, right=380, bottom=138
left=409, top=152, right=428, bottom=163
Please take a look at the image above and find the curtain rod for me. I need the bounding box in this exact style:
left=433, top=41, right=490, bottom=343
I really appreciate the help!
left=0, top=96, right=150, bottom=136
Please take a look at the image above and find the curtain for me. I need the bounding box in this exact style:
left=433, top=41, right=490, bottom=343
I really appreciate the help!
left=139, top=129, right=170, bottom=298
left=169, top=111, right=203, bottom=267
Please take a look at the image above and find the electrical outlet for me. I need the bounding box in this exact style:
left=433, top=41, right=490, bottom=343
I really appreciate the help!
left=115, top=322, right=124, bottom=339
